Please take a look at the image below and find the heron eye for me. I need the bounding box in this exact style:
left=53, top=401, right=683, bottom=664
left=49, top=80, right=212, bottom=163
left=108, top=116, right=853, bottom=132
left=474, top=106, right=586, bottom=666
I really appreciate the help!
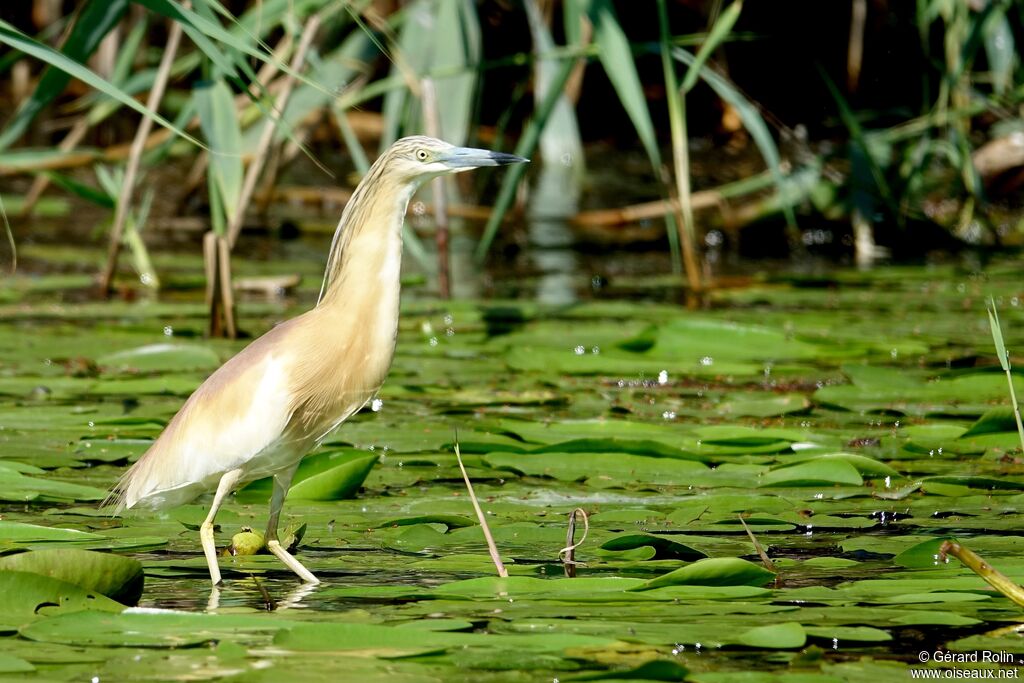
left=416, top=149, right=428, bottom=161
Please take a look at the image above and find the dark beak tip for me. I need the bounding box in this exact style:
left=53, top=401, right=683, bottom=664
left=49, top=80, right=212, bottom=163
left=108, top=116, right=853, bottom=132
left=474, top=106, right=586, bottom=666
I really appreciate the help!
left=488, top=151, right=529, bottom=165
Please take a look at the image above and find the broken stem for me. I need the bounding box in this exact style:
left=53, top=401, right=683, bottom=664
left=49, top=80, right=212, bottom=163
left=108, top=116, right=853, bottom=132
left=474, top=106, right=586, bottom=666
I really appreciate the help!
left=453, top=439, right=507, bottom=578
left=559, top=508, right=588, bottom=578
left=739, top=514, right=775, bottom=572
left=939, top=540, right=1024, bottom=609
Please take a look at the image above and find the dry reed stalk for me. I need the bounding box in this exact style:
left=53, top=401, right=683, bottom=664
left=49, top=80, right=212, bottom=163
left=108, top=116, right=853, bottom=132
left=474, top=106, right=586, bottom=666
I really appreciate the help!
left=453, top=440, right=508, bottom=578
left=226, top=14, right=321, bottom=249
left=939, top=540, right=1024, bottom=608
left=99, top=5, right=187, bottom=293
left=19, top=116, right=90, bottom=216
left=739, top=514, right=775, bottom=572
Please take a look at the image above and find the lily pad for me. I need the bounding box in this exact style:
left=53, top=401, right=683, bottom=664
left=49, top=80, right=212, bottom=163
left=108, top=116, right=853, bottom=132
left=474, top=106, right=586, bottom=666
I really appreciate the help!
left=0, top=549, right=144, bottom=604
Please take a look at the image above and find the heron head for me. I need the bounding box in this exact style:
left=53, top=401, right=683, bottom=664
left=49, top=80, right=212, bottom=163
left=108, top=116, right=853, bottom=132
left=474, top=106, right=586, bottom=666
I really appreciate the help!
left=385, top=135, right=528, bottom=184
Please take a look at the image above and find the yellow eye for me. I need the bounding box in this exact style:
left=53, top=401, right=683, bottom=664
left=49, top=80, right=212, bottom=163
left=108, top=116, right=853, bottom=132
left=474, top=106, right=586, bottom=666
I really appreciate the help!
left=416, top=149, right=428, bottom=161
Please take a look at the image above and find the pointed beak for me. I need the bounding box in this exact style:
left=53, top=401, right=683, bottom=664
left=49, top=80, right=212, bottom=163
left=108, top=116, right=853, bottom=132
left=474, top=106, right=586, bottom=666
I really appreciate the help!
left=438, top=146, right=530, bottom=169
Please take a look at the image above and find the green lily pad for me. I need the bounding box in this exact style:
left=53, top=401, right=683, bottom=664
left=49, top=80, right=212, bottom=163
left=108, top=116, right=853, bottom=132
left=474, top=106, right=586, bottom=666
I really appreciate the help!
left=0, top=571, right=124, bottom=617
left=241, top=449, right=379, bottom=501
left=761, top=459, right=863, bottom=487
left=736, top=621, right=806, bottom=649
left=0, top=549, right=143, bottom=604
left=635, top=558, right=776, bottom=590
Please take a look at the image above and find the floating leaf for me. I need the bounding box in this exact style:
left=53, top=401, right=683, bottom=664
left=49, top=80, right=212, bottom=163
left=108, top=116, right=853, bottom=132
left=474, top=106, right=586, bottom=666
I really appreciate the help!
left=634, top=558, right=775, bottom=590
left=761, top=459, right=863, bottom=487
left=0, top=548, right=143, bottom=604
left=0, top=571, right=123, bottom=617
left=241, top=450, right=378, bottom=501
left=599, top=534, right=707, bottom=561
left=736, top=621, right=806, bottom=649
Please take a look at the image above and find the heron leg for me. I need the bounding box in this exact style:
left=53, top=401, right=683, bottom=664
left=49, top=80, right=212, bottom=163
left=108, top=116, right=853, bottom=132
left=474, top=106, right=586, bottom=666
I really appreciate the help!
left=200, top=468, right=244, bottom=586
left=265, top=461, right=319, bottom=584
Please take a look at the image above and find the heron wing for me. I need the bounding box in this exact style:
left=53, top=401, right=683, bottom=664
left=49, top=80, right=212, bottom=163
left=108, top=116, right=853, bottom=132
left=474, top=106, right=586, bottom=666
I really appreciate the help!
left=107, top=321, right=301, bottom=511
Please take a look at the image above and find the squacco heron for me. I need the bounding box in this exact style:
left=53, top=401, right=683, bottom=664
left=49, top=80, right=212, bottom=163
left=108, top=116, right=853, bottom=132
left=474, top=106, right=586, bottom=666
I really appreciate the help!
left=108, top=136, right=527, bottom=585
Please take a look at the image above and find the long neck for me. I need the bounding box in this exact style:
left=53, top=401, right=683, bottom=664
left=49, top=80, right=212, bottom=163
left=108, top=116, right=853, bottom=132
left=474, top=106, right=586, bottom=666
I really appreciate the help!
left=318, top=173, right=417, bottom=308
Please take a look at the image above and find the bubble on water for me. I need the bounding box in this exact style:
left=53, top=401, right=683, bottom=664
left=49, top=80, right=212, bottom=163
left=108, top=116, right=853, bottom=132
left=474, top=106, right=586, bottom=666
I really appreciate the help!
left=591, top=346, right=600, bottom=354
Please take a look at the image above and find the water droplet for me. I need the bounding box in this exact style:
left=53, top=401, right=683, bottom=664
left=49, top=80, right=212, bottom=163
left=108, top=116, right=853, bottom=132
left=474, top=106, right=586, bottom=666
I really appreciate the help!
left=662, top=410, right=676, bottom=420
left=884, top=476, right=891, bottom=488
left=446, top=327, right=455, bottom=337
left=87, top=421, right=95, bottom=428
left=139, top=273, right=153, bottom=286
left=429, top=337, right=439, bottom=347
left=700, top=356, right=713, bottom=366
left=832, top=637, right=839, bottom=650
left=658, top=370, right=669, bottom=385
left=890, top=348, right=898, bottom=359
left=371, top=399, right=383, bottom=412
left=443, top=314, right=454, bottom=325
left=573, top=345, right=585, bottom=355
left=163, top=326, right=173, bottom=337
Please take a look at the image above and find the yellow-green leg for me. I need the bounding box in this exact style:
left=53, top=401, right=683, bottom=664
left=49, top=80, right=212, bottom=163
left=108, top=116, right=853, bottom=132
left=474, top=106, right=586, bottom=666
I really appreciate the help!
left=200, top=468, right=243, bottom=586
left=264, top=462, right=319, bottom=584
